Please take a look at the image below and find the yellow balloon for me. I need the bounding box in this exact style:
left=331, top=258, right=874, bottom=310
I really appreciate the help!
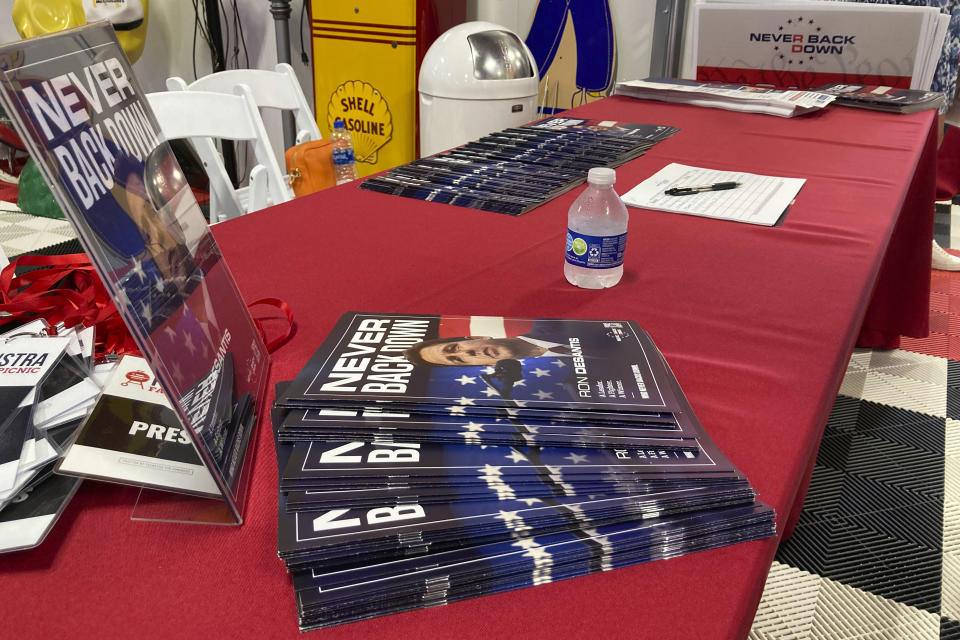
left=12, top=0, right=85, bottom=40
left=114, top=0, right=150, bottom=64
left=10, top=0, right=150, bottom=64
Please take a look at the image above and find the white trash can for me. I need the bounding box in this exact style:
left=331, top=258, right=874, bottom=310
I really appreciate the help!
left=418, top=21, right=540, bottom=158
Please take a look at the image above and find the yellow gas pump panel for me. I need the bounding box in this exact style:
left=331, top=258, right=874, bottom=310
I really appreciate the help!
left=311, top=1, right=417, bottom=177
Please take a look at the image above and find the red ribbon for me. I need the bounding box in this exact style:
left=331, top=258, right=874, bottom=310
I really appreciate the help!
left=247, top=297, right=296, bottom=352
left=0, top=254, right=293, bottom=357
left=0, top=253, right=136, bottom=357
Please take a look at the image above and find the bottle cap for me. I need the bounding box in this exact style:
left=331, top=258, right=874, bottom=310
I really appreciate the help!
left=333, top=119, right=345, bottom=129
left=587, top=167, right=615, bottom=186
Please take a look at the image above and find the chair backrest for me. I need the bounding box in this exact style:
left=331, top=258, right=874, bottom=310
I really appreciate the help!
left=170, top=64, right=321, bottom=145
left=145, top=85, right=289, bottom=223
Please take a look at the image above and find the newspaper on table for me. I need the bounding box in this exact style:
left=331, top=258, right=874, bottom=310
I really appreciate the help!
left=615, top=78, right=834, bottom=117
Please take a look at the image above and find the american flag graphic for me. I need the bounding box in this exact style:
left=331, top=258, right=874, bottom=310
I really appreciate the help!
left=428, top=316, right=573, bottom=413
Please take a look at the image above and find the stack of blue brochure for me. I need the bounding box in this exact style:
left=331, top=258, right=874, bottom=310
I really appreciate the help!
left=272, top=312, right=775, bottom=630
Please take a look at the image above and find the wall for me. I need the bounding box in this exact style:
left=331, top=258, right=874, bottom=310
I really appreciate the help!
left=140, top=1, right=317, bottom=163
left=466, top=0, right=658, bottom=84
left=0, top=9, right=18, bottom=49
left=0, top=1, right=666, bottom=167
left=680, top=0, right=698, bottom=79
left=0, top=1, right=315, bottom=165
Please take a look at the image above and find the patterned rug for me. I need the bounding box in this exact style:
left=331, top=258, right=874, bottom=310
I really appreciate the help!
left=0, top=202, right=77, bottom=259
left=749, top=200, right=960, bottom=639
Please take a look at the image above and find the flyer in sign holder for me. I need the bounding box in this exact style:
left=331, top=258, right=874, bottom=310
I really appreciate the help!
left=0, top=23, right=270, bottom=524
left=692, top=2, right=947, bottom=90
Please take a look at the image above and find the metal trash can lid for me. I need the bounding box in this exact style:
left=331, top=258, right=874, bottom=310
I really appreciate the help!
left=419, top=21, right=540, bottom=100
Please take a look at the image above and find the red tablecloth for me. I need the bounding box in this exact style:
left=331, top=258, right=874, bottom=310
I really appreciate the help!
left=0, top=97, right=936, bottom=639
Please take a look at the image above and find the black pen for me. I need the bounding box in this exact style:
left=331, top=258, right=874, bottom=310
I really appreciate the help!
left=664, top=181, right=741, bottom=196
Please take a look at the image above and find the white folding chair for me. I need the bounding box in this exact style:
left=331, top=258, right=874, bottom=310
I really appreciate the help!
left=145, top=85, right=289, bottom=224
left=168, top=63, right=321, bottom=145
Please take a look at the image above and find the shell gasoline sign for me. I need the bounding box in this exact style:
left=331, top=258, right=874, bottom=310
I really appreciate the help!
left=326, top=80, right=394, bottom=165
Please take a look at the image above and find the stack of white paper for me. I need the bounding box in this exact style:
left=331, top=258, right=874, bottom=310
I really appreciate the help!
left=622, top=163, right=806, bottom=226
left=615, top=78, right=835, bottom=117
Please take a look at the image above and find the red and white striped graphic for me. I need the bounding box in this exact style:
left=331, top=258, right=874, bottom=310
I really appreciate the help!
left=437, top=316, right=535, bottom=339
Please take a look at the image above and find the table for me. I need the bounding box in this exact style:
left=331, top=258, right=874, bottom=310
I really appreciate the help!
left=0, top=97, right=936, bottom=639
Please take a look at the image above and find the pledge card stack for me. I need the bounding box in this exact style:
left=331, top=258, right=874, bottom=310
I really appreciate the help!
left=272, top=312, right=775, bottom=630
left=0, top=320, right=112, bottom=553
left=359, top=118, right=679, bottom=215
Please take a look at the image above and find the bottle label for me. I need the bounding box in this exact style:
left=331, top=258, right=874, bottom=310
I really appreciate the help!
left=565, top=229, right=627, bottom=269
left=332, top=148, right=355, bottom=165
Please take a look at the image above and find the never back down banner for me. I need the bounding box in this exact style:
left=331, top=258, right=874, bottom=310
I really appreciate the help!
left=692, top=2, right=944, bottom=90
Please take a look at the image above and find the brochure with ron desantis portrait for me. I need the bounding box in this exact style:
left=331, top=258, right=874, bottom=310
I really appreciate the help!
left=277, top=312, right=682, bottom=415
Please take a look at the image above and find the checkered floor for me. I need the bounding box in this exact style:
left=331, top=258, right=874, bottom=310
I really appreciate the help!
left=748, top=200, right=960, bottom=639
left=0, top=202, right=77, bottom=259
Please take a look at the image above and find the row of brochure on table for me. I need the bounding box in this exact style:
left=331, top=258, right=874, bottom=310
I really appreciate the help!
left=360, top=117, right=678, bottom=215
left=615, top=79, right=945, bottom=117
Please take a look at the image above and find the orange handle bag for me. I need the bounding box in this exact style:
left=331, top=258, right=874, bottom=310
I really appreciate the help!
left=285, top=139, right=336, bottom=197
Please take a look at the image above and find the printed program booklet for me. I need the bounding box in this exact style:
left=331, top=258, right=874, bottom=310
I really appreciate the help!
left=57, top=355, right=219, bottom=496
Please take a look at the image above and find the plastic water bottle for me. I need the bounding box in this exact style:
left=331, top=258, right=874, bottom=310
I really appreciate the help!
left=331, top=119, right=359, bottom=184
left=564, top=167, right=629, bottom=289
